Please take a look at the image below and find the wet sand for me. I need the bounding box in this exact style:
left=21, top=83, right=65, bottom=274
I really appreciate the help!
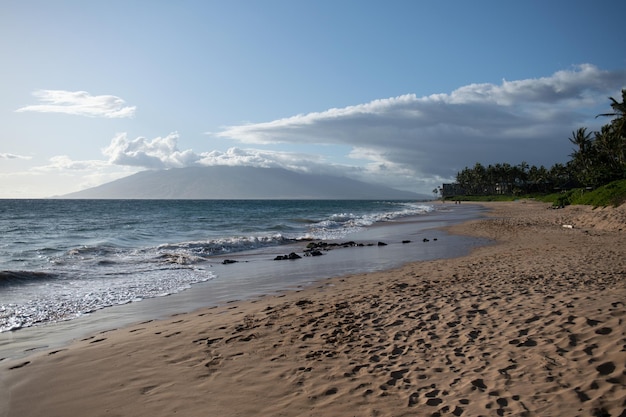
left=2, top=201, right=625, bottom=417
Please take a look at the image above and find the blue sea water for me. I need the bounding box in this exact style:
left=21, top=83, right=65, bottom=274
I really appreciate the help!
left=0, top=199, right=443, bottom=332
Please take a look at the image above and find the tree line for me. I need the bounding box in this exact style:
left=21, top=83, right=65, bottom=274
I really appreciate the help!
left=445, top=90, right=626, bottom=197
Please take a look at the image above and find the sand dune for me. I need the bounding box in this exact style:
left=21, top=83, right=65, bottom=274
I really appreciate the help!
left=2, top=201, right=625, bottom=417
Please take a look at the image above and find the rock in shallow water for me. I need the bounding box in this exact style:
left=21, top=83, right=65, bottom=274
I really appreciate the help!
left=273, top=252, right=302, bottom=261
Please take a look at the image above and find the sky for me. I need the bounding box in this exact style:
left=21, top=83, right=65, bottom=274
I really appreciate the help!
left=1, top=0, right=625, bottom=198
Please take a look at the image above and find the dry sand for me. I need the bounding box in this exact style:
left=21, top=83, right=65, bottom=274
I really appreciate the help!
left=2, top=201, right=625, bottom=417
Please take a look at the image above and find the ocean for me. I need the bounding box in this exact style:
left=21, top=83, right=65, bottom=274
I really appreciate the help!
left=0, top=199, right=486, bottom=357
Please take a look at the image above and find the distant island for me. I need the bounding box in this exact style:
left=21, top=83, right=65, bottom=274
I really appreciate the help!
left=58, top=166, right=425, bottom=200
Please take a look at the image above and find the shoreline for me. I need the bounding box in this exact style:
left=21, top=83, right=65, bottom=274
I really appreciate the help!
left=0, top=203, right=486, bottom=360
left=2, top=201, right=625, bottom=417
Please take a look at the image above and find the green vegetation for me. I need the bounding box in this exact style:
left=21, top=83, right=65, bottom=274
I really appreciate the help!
left=535, top=179, right=626, bottom=207
left=446, top=179, right=626, bottom=207
left=442, top=90, right=626, bottom=207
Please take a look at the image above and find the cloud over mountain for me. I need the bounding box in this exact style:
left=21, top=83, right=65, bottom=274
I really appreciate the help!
left=14, top=65, right=626, bottom=198
left=214, top=64, right=626, bottom=182
left=103, top=132, right=199, bottom=169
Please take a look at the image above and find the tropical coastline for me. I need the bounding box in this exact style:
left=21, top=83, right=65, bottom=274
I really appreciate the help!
left=2, top=201, right=625, bottom=417
left=0, top=200, right=486, bottom=360
left=0, top=200, right=448, bottom=334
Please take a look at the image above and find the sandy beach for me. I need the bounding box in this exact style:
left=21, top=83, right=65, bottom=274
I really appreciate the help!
left=2, top=201, right=625, bottom=417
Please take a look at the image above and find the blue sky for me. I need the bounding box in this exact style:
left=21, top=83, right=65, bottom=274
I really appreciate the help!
left=1, top=0, right=625, bottom=197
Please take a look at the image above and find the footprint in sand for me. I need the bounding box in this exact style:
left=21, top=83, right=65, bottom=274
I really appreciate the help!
left=596, top=361, right=616, bottom=376
left=193, top=337, right=223, bottom=346
left=425, top=389, right=440, bottom=398
left=452, top=406, right=464, bottom=416
left=471, top=378, right=487, bottom=391
left=204, top=355, right=223, bottom=369
left=9, top=361, right=30, bottom=370
left=140, top=385, right=158, bottom=395
left=582, top=343, right=598, bottom=355
left=508, top=338, right=537, bottom=347
left=594, top=327, right=612, bottom=335
left=574, top=387, right=590, bottom=402
left=407, top=393, right=419, bottom=406
left=425, top=398, right=443, bottom=406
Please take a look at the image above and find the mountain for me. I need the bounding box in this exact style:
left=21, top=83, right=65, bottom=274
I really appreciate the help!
left=58, top=166, right=425, bottom=200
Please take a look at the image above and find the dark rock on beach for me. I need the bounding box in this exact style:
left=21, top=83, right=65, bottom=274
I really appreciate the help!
left=274, top=252, right=302, bottom=261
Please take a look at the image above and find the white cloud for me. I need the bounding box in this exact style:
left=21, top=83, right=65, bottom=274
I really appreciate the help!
left=103, top=132, right=200, bottom=169
left=35, top=155, right=110, bottom=171
left=101, top=132, right=371, bottom=181
left=101, top=134, right=336, bottom=175
left=199, top=147, right=321, bottom=170
left=215, top=64, right=626, bottom=187
left=0, top=153, right=31, bottom=160
left=16, top=90, right=136, bottom=118
left=446, top=63, right=621, bottom=106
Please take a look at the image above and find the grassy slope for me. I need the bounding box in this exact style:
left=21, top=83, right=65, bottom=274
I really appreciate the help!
left=564, top=179, right=626, bottom=207
left=446, top=179, right=626, bottom=207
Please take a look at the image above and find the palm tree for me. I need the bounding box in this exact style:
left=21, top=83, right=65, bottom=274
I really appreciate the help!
left=549, top=163, right=572, bottom=190
left=569, top=127, right=596, bottom=186
left=569, top=127, right=593, bottom=158
left=502, top=163, right=515, bottom=194
left=594, top=126, right=622, bottom=173
left=595, top=90, right=626, bottom=182
left=528, top=165, right=549, bottom=193
left=470, top=163, right=487, bottom=194
left=597, top=89, right=626, bottom=137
